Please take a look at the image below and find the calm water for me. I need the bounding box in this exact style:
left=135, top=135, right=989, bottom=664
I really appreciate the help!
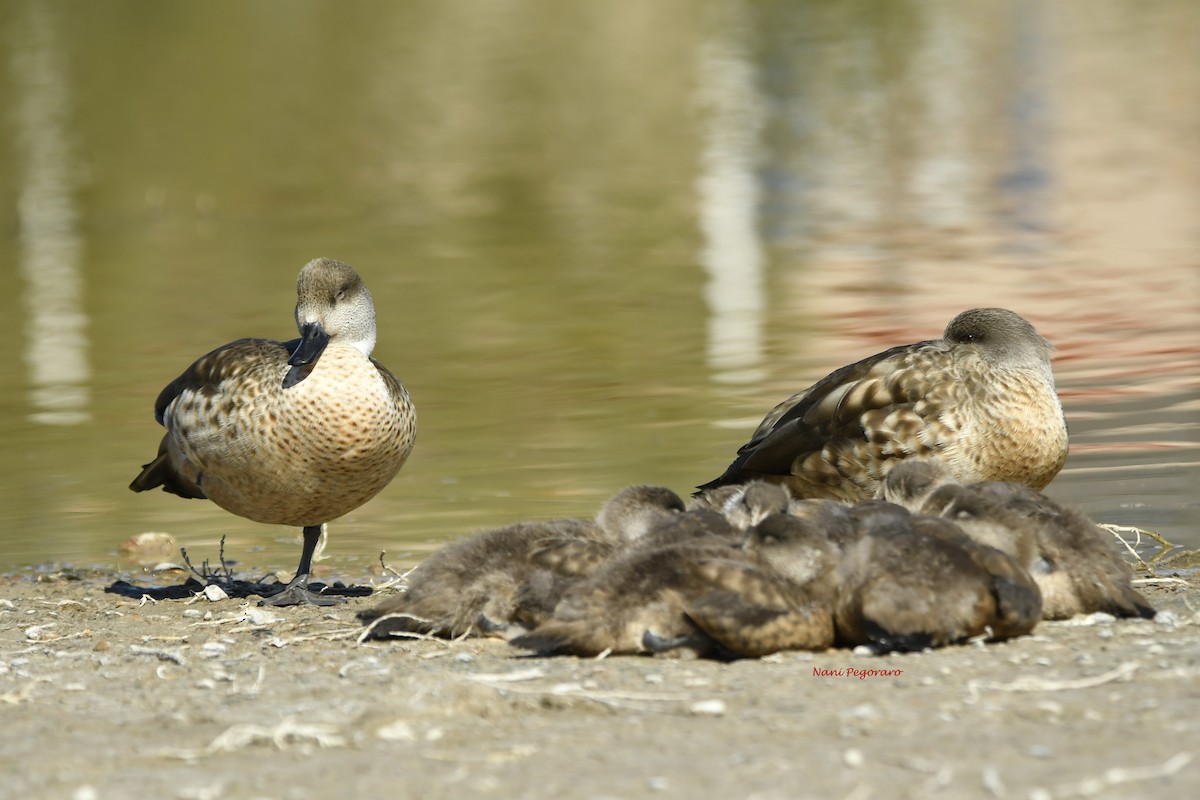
left=0, top=0, right=1196, bottom=575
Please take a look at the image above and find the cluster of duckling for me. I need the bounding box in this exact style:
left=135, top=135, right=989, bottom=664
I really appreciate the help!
left=358, top=460, right=1154, bottom=659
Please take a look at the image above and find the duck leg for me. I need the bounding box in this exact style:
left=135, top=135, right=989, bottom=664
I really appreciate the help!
left=260, top=525, right=345, bottom=607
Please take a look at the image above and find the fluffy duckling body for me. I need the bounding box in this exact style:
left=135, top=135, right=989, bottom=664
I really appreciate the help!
left=510, top=540, right=749, bottom=658
left=512, top=513, right=835, bottom=659
left=831, top=502, right=1042, bottom=651
left=967, top=481, right=1155, bottom=620
left=359, top=485, right=686, bottom=639
left=689, top=480, right=793, bottom=531
left=358, top=518, right=596, bottom=640
left=881, top=461, right=1155, bottom=620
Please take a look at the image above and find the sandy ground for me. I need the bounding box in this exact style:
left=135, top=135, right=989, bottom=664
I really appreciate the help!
left=2, top=567, right=1198, bottom=800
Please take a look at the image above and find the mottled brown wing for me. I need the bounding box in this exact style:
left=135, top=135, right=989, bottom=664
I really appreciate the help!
left=152, top=338, right=295, bottom=425
left=699, top=340, right=947, bottom=491
left=531, top=538, right=616, bottom=577
left=133, top=338, right=292, bottom=498
left=683, top=558, right=834, bottom=656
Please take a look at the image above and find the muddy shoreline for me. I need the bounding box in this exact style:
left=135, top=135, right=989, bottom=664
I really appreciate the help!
left=2, top=567, right=1197, bottom=799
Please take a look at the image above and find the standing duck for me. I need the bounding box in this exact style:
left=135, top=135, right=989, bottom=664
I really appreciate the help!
left=130, top=258, right=417, bottom=606
left=697, top=308, right=1068, bottom=502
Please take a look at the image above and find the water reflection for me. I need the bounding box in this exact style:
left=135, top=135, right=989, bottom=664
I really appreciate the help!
left=697, top=8, right=767, bottom=385
left=11, top=2, right=89, bottom=426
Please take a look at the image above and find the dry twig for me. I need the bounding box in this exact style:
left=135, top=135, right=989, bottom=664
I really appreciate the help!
left=966, top=661, right=1138, bottom=703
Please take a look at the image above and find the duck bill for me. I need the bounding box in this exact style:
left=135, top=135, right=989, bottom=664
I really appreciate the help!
left=283, top=321, right=329, bottom=388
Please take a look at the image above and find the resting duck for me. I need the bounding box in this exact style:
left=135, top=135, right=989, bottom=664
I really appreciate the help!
left=697, top=308, right=1068, bottom=502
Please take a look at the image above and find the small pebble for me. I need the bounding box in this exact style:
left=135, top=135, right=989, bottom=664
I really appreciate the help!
left=842, top=748, right=865, bottom=768
left=1154, top=610, right=1179, bottom=627
left=202, top=585, right=229, bottom=602
left=242, top=608, right=278, bottom=626
left=689, top=699, right=726, bottom=716
left=1034, top=700, right=1063, bottom=717
left=376, top=720, right=418, bottom=742
left=182, top=609, right=203, bottom=619
left=25, top=625, right=52, bottom=641
left=841, top=703, right=880, bottom=721
left=981, top=767, right=1006, bottom=797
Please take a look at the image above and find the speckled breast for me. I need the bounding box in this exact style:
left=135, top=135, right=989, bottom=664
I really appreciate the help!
left=939, top=365, right=1068, bottom=490
left=170, top=344, right=416, bottom=527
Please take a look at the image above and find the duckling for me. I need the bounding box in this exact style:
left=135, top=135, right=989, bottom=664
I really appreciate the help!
left=509, top=539, right=755, bottom=658
left=693, top=480, right=793, bottom=531
left=130, top=258, right=416, bottom=606
left=919, top=483, right=1040, bottom=568
left=512, top=511, right=840, bottom=660
left=697, top=308, right=1068, bottom=502
left=907, top=514, right=1044, bottom=641
left=876, top=458, right=957, bottom=509
left=966, top=481, right=1155, bottom=620
left=881, top=462, right=1154, bottom=620
left=688, top=512, right=839, bottom=656
left=359, top=485, right=686, bottom=639
left=357, top=517, right=595, bottom=640
left=831, top=502, right=1042, bottom=651
left=878, top=461, right=1021, bottom=557
left=529, top=485, right=690, bottom=578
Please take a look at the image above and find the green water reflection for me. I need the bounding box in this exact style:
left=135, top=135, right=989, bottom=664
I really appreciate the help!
left=1, top=0, right=1196, bottom=573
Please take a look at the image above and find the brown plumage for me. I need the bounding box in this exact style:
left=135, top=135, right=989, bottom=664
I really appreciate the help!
left=510, top=513, right=836, bottom=660
left=358, top=485, right=687, bottom=639
left=688, top=480, right=792, bottom=531
left=697, top=308, right=1069, bottom=502
left=509, top=540, right=749, bottom=658
left=528, top=485, right=690, bottom=579
left=830, top=502, right=1042, bottom=651
left=130, top=258, right=417, bottom=606
left=957, top=482, right=1155, bottom=620
left=357, top=518, right=598, bottom=640
left=880, top=461, right=1155, bottom=620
